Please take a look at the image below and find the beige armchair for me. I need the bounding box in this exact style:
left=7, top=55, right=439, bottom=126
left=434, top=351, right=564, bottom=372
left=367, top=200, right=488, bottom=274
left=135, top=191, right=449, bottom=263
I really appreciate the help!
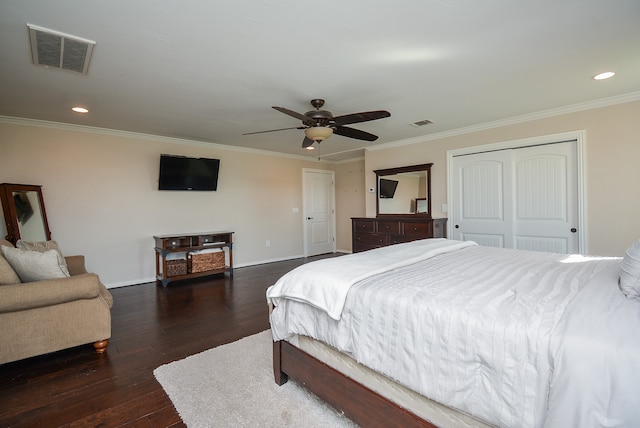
left=0, top=239, right=113, bottom=364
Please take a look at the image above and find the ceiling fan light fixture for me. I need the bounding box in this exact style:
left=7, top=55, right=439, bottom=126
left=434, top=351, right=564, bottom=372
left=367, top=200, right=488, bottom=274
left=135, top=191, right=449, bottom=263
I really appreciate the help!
left=304, top=126, right=333, bottom=142
left=306, top=145, right=315, bottom=150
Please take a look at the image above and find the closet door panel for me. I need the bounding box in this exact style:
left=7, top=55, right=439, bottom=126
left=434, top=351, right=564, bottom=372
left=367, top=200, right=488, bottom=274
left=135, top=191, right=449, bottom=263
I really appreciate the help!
left=513, top=141, right=578, bottom=253
left=451, top=150, right=513, bottom=246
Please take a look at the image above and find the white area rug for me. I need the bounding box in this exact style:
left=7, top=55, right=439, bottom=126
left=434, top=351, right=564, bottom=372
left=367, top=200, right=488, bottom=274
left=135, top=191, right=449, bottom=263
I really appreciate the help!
left=153, top=330, right=356, bottom=427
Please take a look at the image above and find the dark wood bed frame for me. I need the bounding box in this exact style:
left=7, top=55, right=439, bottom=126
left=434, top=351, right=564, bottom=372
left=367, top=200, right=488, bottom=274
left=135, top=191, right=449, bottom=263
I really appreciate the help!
left=273, top=340, right=435, bottom=428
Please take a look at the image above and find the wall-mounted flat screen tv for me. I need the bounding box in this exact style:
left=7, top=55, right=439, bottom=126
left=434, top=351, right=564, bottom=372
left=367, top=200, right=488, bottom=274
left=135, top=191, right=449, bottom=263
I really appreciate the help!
left=158, top=154, right=220, bottom=191
left=379, top=178, right=399, bottom=199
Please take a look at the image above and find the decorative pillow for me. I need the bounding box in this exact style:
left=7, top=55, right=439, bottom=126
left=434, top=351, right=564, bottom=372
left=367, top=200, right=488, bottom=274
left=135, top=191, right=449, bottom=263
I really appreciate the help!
left=619, top=239, right=640, bottom=300
left=16, top=239, right=70, bottom=277
left=0, top=241, right=21, bottom=285
left=0, top=246, right=71, bottom=283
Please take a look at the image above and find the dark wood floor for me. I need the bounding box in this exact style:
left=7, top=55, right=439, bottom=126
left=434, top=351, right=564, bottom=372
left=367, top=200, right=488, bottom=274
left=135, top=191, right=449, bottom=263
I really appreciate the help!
left=0, top=254, right=339, bottom=427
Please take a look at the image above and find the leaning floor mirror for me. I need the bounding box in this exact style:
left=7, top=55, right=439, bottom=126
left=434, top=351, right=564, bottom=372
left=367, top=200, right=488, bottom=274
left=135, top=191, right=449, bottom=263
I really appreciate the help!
left=0, top=183, right=52, bottom=245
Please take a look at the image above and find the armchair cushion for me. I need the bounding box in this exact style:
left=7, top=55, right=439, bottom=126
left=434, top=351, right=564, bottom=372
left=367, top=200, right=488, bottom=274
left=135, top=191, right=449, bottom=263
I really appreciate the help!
left=1, top=246, right=71, bottom=283
left=0, top=273, right=107, bottom=313
left=0, top=253, right=21, bottom=285
left=0, top=239, right=21, bottom=285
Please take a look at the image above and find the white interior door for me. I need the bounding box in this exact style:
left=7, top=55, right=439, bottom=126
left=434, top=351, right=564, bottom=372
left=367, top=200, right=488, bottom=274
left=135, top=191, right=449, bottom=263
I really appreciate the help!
left=303, top=169, right=335, bottom=256
left=450, top=140, right=580, bottom=253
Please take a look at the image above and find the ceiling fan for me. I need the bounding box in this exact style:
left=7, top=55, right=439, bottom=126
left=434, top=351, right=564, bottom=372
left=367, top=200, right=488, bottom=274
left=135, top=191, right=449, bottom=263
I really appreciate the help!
left=243, top=99, right=391, bottom=148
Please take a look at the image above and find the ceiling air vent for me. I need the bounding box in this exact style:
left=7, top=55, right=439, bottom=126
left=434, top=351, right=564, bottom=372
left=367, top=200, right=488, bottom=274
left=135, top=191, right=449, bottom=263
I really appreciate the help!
left=27, top=24, right=96, bottom=74
left=410, top=119, right=434, bottom=127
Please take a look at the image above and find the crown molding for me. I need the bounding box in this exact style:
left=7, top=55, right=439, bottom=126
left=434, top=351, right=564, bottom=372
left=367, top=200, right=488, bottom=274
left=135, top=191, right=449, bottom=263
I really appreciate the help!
left=0, top=115, right=335, bottom=163
left=368, top=91, right=640, bottom=152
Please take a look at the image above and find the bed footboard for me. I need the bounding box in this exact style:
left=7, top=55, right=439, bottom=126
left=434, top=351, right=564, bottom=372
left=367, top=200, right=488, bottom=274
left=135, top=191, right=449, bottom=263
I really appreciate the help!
left=273, top=340, right=434, bottom=428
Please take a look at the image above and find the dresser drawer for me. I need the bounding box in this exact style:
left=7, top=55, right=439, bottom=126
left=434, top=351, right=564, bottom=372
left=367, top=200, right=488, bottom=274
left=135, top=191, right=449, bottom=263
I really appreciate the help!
left=353, top=219, right=375, bottom=233
left=390, top=234, right=416, bottom=245
left=402, top=221, right=432, bottom=237
left=375, top=220, right=401, bottom=235
left=354, top=233, right=388, bottom=247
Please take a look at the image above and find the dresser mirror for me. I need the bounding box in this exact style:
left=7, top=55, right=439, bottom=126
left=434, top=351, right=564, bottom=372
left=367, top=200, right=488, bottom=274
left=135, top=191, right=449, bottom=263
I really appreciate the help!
left=0, top=183, right=51, bottom=245
left=374, top=163, right=432, bottom=217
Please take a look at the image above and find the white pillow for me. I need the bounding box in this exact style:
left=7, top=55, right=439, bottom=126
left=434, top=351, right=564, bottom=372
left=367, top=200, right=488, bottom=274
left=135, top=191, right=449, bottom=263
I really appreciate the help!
left=16, top=239, right=69, bottom=276
left=619, top=239, right=640, bottom=300
left=0, top=246, right=71, bottom=283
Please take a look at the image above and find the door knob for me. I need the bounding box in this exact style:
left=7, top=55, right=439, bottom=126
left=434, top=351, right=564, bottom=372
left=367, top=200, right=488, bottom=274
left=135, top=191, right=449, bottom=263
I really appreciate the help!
left=307, top=217, right=313, bottom=220
left=570, top=228, right=577, bottom=233
left=455, top=225, right=460, bottom=229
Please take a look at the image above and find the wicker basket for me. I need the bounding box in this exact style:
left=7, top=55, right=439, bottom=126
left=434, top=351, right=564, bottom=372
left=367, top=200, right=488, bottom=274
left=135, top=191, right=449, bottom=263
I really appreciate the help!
left=188, top=251, right=225, bottom=273
left=166, top=259, right=187, bottom=277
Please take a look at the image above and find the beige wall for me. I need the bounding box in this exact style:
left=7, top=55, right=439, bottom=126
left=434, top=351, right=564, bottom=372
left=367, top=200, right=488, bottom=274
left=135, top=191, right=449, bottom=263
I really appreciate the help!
left=1, top=99, right=637, bottom=287
left=334, top=159, right=366, bottom=252
left=0, top=121, right=334, bottom=287
left=365, top=100, right=640, bottom=256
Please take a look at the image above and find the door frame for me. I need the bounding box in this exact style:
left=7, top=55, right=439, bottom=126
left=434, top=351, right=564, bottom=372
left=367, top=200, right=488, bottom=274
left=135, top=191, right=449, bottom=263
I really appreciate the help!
left=446, top=130, right=587, bottom=254
left=302, top=168, right=336, bottom=257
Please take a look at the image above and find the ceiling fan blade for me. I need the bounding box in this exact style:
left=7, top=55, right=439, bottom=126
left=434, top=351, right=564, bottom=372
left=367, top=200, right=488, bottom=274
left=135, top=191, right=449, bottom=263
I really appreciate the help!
left=302, top=137, right=315, bottom=148
left=333, top=110, right=390, bottom=126
left=272, top=106, right=314, bottom=124
left=242, top=126, right=303, bottom=136
left=334, top=126, right=379, bottom=141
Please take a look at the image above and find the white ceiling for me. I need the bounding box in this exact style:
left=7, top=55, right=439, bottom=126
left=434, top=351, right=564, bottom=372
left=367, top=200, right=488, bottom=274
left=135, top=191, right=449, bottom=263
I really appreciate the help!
left=1, top=1, right=639, bottom=161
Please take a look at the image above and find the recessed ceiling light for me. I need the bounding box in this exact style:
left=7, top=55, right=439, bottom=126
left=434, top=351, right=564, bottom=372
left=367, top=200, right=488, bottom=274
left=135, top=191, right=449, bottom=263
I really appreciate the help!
left=593, top=71, right=615, bottom=80
left=72, top=107, right=89, bottom=113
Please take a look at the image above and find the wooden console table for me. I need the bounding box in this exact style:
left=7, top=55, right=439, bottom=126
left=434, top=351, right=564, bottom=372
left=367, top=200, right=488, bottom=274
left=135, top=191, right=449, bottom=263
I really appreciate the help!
left=154, top=231, right=233, bottom=286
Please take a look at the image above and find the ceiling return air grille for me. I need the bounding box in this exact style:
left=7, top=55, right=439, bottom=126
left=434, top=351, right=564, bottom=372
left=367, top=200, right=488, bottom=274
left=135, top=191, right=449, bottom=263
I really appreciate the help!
left=410, top=119, right=434, bottom=127
left=27, top=24, right=96, bottom=74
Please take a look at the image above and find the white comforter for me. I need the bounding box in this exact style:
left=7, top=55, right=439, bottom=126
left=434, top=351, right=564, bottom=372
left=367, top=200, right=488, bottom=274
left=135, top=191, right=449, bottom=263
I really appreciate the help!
left=268, top=240, right=640, bottom=427
left=267, top=238, right=477, bottom=320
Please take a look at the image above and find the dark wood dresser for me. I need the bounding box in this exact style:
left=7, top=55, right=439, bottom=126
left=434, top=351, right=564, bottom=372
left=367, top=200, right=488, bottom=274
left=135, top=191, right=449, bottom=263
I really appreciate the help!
left=351, top=217, right=447, bottom=253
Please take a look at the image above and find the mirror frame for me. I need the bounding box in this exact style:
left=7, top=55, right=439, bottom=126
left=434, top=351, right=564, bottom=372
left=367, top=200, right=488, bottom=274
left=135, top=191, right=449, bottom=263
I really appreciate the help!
left=0, top=183, right=52, bottom=245
left=374, top=163, right=432, bottom=218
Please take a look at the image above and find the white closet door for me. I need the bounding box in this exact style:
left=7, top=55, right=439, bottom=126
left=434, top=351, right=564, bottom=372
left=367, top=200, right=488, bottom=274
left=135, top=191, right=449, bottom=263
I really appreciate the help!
left=450, top=141, right=579, bottom=253
left=450, top=150, right=513, bottom=247
left=512, top=142, right=578, bottom=253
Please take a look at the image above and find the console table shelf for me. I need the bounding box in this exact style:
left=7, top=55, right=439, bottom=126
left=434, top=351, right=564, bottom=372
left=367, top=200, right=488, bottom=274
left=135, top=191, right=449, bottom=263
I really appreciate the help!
left=154, top=231, right=233, bottom=286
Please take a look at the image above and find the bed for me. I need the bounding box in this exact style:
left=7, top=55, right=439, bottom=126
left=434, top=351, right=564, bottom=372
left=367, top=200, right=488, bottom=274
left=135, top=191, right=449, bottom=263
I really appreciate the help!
left=266, top=238, right=640, bottom=427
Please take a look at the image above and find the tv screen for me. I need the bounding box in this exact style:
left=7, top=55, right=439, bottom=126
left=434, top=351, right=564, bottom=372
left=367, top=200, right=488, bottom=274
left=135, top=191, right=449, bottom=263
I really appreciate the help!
left=379, top=178, right=398, bottom=199
left=158, top=154, right=220, bottom=191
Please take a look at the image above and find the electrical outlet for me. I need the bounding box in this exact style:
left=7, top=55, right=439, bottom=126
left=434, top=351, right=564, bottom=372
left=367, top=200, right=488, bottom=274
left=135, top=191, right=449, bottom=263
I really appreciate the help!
left=442, top=203, right=448, bottom=213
